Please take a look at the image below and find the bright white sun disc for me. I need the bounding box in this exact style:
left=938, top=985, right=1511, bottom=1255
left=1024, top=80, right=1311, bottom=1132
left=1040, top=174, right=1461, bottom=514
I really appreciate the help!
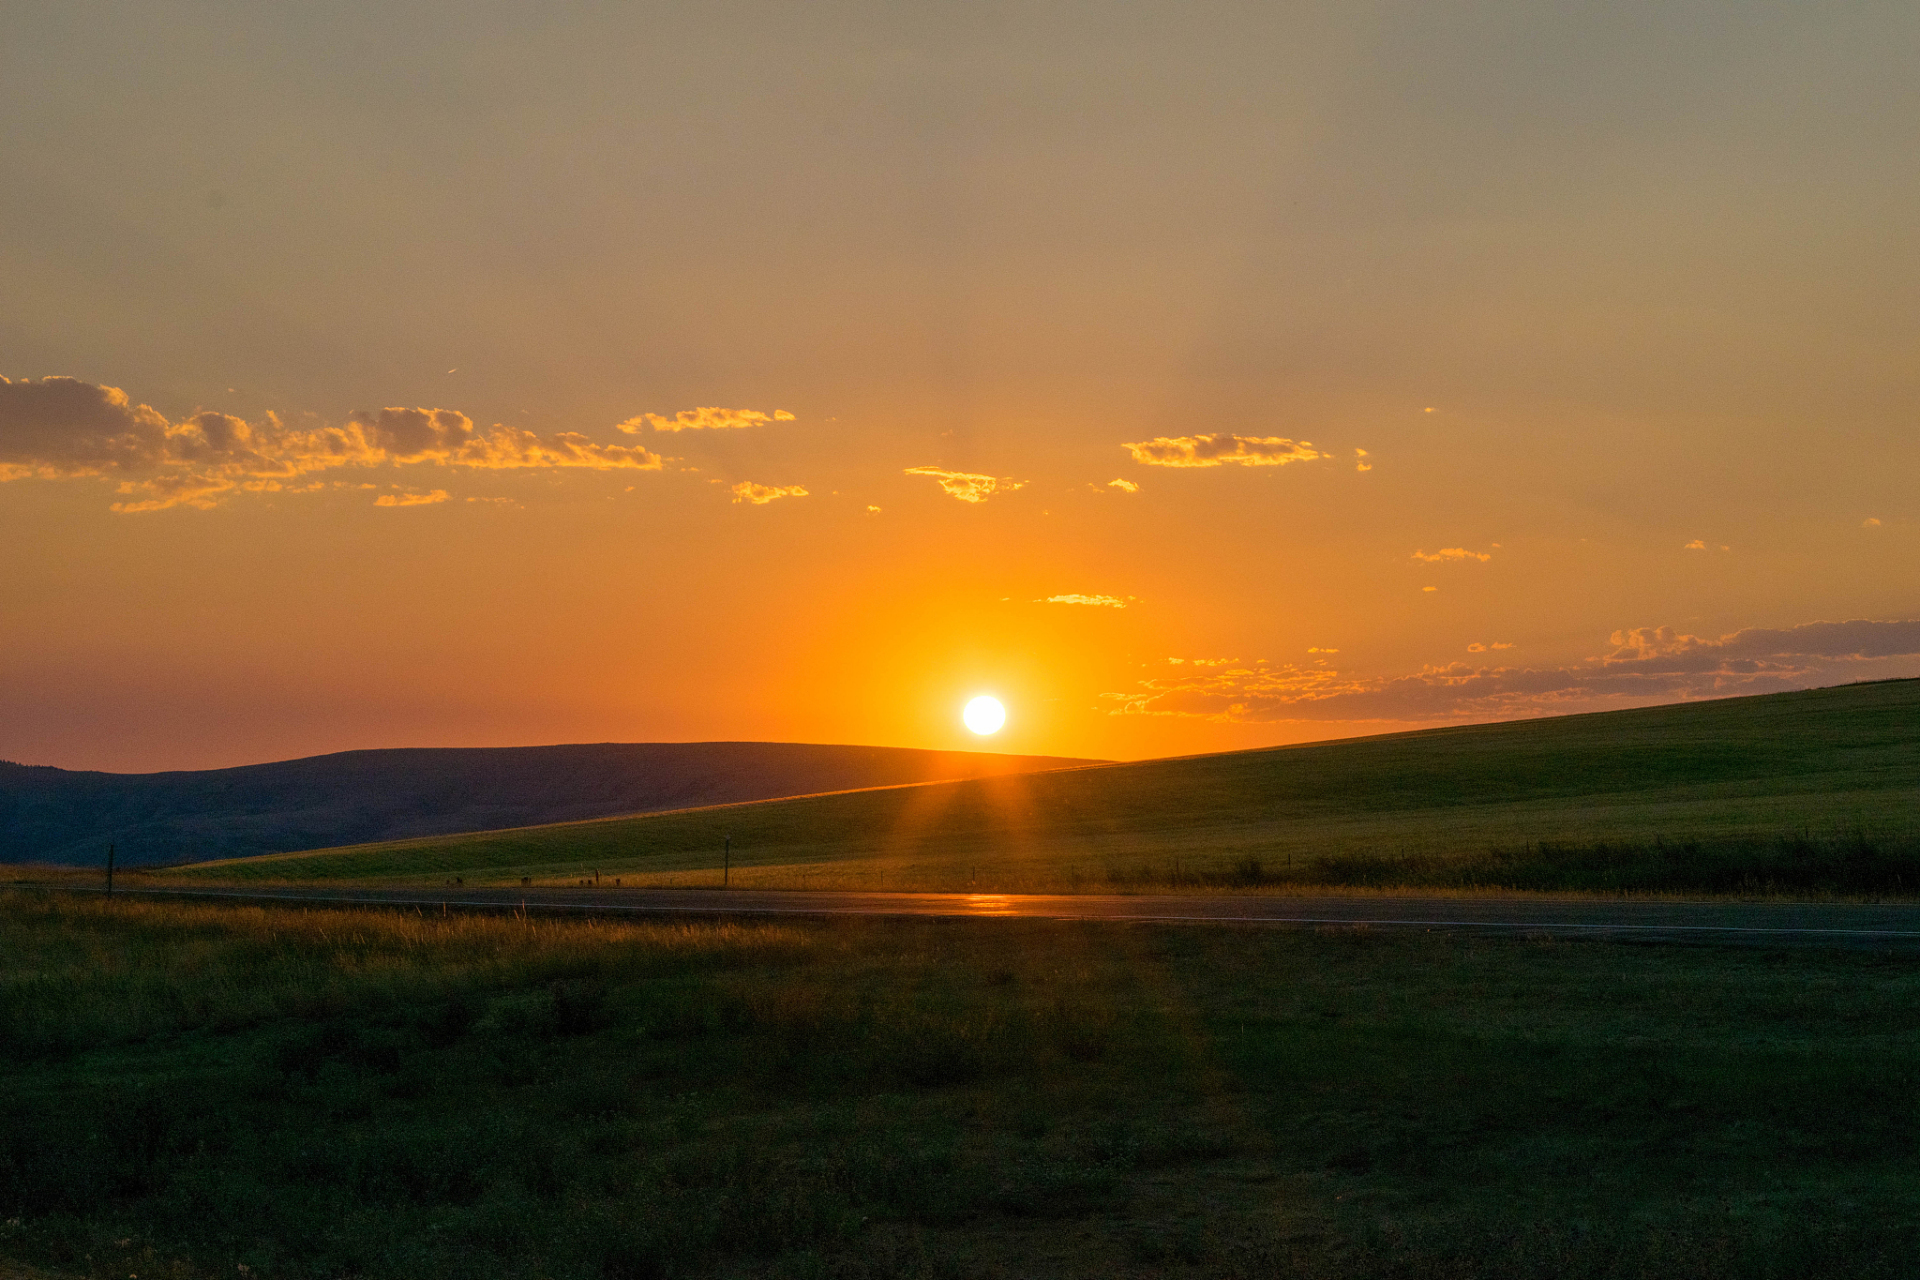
left=963, top=695, right=1006, bottom=735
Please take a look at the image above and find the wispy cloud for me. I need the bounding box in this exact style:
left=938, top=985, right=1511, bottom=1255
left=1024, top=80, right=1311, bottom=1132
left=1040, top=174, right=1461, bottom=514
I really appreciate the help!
left=374, top=489, right=450, bottom=507
left=729, top=480, right=807, bottom=504
left=1121, top=434, right=1327, bottom=468
left=1412, top=547, right=1492, bottom=563
left=1684, top=539, right=1730, bottom=551
left=1107, top=478, right=1140, bottom=493
left=1354, top=448, right=1372, bottom=472
left=1105, top=619, right=1920, bottom=724
left=1040, top=594, right=1131, bottom=608
left=619, top=407, right=795, bottom=433
left=0, top=377, right=663, bottom=511
left=903, top=466, right=1026, bottom=503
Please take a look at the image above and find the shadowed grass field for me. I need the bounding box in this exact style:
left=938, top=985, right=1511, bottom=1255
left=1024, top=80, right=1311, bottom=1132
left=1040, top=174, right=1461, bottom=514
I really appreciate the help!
left=172, top=680, right=1920, bottom=896
left=4, top=890, right=1919, bottom=1279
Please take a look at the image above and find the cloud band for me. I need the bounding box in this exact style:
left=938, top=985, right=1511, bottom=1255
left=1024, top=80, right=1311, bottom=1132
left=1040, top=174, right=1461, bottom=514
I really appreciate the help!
left=0, top=377, right=663, bottom=511
left=1105, top=619, right=1920, bottom=724
left=1121, top=434, right=1326, bottom=468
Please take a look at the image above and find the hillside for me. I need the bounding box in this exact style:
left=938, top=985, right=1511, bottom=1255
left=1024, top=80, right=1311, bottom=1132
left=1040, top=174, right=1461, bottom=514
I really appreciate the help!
left=176, top=679, right=1920, bottom=891
left=0, top=742, right=1099, bottom=866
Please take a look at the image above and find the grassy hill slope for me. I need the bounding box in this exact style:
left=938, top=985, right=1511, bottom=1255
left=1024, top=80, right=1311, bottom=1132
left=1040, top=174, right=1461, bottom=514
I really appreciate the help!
left=175, top=680, right=1920, bottom=893
left=1, top=742, right=1098, bottom=867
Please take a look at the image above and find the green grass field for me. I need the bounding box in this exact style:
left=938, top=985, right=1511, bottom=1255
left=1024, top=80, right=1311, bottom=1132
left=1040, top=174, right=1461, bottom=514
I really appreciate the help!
left=174, top=680, right=1920, bottom=896
left=5, top=890, right=1919, bottom=1280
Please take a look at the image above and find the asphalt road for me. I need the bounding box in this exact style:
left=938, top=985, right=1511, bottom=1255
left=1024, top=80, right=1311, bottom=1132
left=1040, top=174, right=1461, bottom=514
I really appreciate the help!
left=67, top=882, right=1920, bottom=949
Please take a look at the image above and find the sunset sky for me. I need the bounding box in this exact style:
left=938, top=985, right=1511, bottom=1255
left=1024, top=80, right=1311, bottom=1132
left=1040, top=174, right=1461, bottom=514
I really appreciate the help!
left=6, top=1, right=1920, bottom=772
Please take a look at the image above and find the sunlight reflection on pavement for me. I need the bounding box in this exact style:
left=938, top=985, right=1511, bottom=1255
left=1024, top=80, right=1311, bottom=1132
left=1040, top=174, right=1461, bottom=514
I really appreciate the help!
left=67, top=884, right=1920, bottom=949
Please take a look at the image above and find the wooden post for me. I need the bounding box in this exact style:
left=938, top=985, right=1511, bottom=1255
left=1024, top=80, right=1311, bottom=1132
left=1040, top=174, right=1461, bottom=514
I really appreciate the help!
left=724, top=835, right=731, bottom=889
left=106, top=844, right=115, bottom=897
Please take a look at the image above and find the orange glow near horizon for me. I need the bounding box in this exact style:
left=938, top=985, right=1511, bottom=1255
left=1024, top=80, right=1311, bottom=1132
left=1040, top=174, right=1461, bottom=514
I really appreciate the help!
left=4, top=7, right=1920, bottom=772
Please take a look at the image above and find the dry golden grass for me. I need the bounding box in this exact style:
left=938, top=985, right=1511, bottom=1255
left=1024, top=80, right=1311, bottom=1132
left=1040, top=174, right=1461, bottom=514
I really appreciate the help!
left=164, top=681, right=1920, bottom=898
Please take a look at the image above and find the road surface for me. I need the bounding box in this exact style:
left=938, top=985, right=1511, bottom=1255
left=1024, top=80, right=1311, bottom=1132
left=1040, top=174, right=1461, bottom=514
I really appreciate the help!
left=58, top=882, right=1920, bottom=949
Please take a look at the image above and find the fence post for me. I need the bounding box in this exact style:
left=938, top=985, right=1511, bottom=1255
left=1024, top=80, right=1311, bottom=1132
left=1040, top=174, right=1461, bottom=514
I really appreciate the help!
left=724, top=835, right=731, bottom=889
left=106, top=843, right=115, bottom=897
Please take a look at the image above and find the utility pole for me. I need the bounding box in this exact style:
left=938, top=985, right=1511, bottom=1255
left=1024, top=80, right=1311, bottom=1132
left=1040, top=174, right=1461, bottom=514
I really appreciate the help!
left=106, top=844, right=115, bottom=897
left=723, top=835, right=731, bottom=889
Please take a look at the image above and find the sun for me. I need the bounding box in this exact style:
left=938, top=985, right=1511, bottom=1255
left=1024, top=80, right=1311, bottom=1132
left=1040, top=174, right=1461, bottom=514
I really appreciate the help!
left=962, top=695, right=1006, bottom=736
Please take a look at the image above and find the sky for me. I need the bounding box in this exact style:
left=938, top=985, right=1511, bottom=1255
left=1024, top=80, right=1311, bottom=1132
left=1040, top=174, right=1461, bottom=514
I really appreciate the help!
left=5, top=0, right=1920, bottom=772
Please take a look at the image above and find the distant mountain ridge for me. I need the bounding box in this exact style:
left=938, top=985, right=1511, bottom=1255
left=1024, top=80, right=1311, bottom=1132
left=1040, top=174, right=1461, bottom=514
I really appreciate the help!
left=0, top=742, right=1103, bottom=866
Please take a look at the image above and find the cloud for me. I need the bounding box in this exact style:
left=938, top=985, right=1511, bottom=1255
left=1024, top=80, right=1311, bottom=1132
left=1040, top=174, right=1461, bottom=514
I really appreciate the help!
left=903, top=466, right=1026, bottom=503
left=1104, top=618, right=1920, bottom=724
left=1106, top=478, right=1140, bottom=493
left=1684, top=539, right=1730, bottom=551
left=1307, top=647, right=1340, bottom=654
left=619, top=407, right=795, bottom=433
left=374, top=489, right=450, bottom=507
left=1354, top=448, right=1372, bottom=472
left=1040, top=594, right=1130, bottom=608
left=1121, top=434, right=1327, bottom=468
left=0, top=376, right=663, bottom=511
left=1412, top=547, right=1491, bottom=563
left=730, top=480, right=807, bottom=504
left=1864, top=517, right=1882, bottom=527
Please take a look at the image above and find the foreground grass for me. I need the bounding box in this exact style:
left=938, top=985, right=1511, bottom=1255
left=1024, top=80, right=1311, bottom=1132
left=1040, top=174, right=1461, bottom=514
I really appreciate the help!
left=4, top=892, right=1919, bottom=1278
left=171, top=680, right=1920, bottom=896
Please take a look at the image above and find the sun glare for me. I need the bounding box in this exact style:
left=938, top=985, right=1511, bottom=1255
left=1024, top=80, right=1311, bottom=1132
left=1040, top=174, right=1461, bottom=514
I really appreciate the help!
left=963, top=695, right=1006, bottom=735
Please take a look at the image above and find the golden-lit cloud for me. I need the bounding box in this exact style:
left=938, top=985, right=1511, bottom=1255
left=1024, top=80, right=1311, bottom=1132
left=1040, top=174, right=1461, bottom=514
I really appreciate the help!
left=1354, top=448, right=1372, bottom=472
left=903, top=466, right=1026, bottom=503
left=1466, top=641, right=1516, bottom=653
left=1107, top=478, right=1140, bottom=493
left=1684, top=539, right=1730, bottom=551
left=1106, top=619, right=1920, bottom=724
left=1412, top=547, right=1491, bottom=563
left=374, top=489, right=450, bottom=507
left=1040, top=594, right=1130, bottom=608
left=1864, top=517, right=1883, bottom=527
left=1121, top=434, right=1326, bottom=468
left=619, top=407, right=795, bottom=433
left=0, top=377, right=662, bottom=511
left=729, top=480, right=807, bottom=504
